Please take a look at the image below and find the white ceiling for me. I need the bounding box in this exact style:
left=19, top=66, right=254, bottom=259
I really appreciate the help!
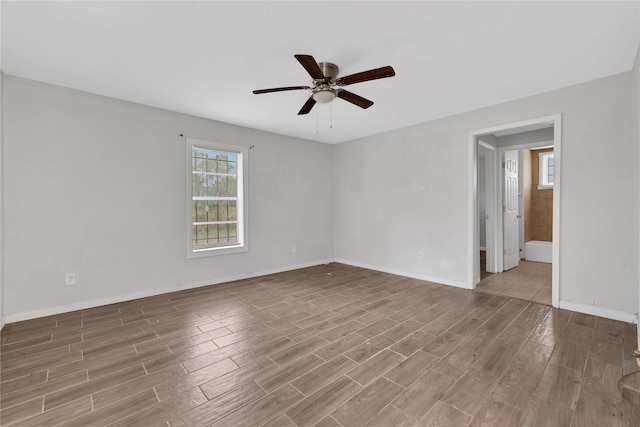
left=2, top=1, right=639, bottom=144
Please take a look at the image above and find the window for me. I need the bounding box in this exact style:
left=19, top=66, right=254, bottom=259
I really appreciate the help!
left=186, top=138, right=248, bottom=257
left=538, top=151, right=554, bottom=190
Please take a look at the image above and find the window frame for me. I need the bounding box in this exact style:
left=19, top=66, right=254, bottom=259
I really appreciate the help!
left=186, top=138, right=249, bottom=258
left=538, top=151, right=554, bottom=190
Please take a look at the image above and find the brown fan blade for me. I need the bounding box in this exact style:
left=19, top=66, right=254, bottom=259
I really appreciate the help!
left=294, top=54, right=325, bottom=80
left=337, top=90, right=374, bottom=109
left=337, top=66, right=396, bottom=86
left=253, top=86, right=310, bottom=94
left=298, top=97, right=317, bottom=115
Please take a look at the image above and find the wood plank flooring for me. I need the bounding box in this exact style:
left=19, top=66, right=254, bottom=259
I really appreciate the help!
left=477, top=256, right=552, bottom=305
left=1, top=263, right=638, bottom=426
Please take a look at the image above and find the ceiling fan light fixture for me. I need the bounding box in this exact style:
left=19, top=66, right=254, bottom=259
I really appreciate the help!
left=312, top=87, right=336, bottom=104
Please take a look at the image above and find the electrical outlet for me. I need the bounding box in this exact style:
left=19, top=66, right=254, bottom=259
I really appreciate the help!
left=291, top=245, right=297, bottom=253
left=65, top=273, right=76, bottom=286
left=417, top=251, right=424, bottom=260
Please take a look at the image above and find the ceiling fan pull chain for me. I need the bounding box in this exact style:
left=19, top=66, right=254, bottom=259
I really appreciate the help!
left=330, top=102, right=333, bottom=130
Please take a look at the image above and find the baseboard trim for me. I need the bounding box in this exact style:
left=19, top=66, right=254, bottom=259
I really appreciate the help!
left=558, top=301, right=638, bottom=324
left=333, top=259, right=471, bottom=290
left=4, top=259, right=333, bottom=324
left=6, top=259, right=636, bottom=326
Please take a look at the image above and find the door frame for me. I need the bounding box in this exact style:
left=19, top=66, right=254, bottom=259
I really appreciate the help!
left=468, top=114, right=562, bottom=307
left=478, top=140, right=498, bottom=274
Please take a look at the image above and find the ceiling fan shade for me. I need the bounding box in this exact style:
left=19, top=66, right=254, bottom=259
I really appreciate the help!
left=312, top=86, right=336, bottom=103
left=253, top=54, right=395, bottom=115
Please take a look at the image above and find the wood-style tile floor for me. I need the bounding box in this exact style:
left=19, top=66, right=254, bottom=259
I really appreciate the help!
left=1, top=263, right=638, bottom=426
left=477, top=259, right=552, bottom=306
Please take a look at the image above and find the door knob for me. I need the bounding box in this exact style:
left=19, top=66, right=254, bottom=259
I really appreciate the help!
left=516, top=215, right=522, bottom=219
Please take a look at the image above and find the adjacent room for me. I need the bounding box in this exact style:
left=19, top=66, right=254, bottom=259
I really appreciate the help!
left=1, top=2, right=639, bottom=426
left=476, top=127, right=556, bottom=305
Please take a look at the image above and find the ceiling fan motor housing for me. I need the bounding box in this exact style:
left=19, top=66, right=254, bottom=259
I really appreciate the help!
left=318, top=62, right=339, bottom=82
left=312, top=62, right=339, bottom=103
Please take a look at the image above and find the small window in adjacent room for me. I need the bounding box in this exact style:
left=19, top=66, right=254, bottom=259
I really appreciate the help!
left=186, top=138, right=248, bottom=258
left=538, top=151, right=554, bottom=190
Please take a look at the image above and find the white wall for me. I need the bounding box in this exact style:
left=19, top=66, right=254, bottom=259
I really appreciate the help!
left=0, top=3, right=5, bottom=330
left=0, top=71, right=4, bottom=330
left=334, top=71, right=638, bottom=320
left=2, top=76, right=334, bottom=321
left=4, top=67, right=639, bottom=326
left=633, top=45, right=640, bottom=345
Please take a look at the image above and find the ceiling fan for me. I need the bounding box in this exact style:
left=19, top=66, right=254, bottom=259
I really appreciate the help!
left=253, top=54, right=396, bottom=115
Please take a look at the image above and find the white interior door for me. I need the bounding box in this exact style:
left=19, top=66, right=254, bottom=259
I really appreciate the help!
left=503, top=150, right=520, bottom=270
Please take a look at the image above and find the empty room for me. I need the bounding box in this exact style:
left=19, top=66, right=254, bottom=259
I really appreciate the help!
left=1, top=1, right=640, bottom=426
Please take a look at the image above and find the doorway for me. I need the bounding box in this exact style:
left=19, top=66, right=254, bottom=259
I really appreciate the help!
left=468, top=115, right=561, bottom=307
left=480, top=144, right=554, bottom=304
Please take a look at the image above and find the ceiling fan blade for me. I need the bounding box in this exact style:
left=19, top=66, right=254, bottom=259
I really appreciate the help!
left=337, top=90, right=374, bottom=109
left=294, top=54, right=325, bottom=80
left=337, top=66, right=396, bottom=86
left=298, top=97, right=317, bottom=115
left=253, top=86, right=310, bottom=94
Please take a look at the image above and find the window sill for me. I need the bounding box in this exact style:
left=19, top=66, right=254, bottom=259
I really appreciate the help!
left=537, top=185, right=553, bottom=190
left=187, top=244, right=248, bottom=259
